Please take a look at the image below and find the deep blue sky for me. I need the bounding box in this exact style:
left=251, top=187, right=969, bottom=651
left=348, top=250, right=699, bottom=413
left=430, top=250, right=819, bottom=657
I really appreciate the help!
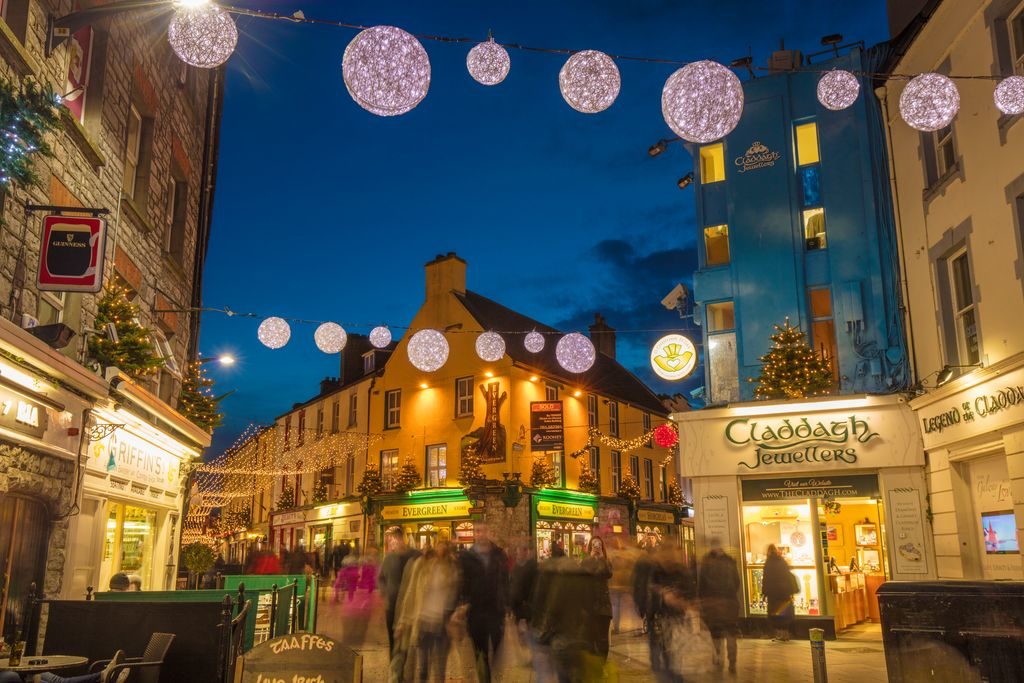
left=199, top=0, right=890, bottom=455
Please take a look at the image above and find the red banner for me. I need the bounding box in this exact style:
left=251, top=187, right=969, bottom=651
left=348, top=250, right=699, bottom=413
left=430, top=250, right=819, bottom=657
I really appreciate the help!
left=64, top=25, right=93, bottom=123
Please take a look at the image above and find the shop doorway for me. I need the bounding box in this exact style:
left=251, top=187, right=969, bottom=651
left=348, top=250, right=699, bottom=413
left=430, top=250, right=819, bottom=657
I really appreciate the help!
left=99, top=503, right=157, bottom=592
left=536, top=520, right=592, bottom=559
left=0, top=495, right=48, bottom=643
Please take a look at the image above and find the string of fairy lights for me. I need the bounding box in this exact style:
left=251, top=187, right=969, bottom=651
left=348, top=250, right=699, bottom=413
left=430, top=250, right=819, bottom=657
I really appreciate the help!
left=153, top=0, right=1024, bottom=142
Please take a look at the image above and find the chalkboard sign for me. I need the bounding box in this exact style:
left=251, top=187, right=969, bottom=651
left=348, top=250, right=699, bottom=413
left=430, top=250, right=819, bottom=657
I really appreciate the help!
left=237, top=634, right=361, bottom=683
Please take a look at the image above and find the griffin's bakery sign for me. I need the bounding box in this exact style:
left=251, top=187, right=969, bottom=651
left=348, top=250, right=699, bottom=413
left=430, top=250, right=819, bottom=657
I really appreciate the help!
left=734, top=141, right=781, bottom=173
left=726, top=415, right=879, bottom=471
left=916, top=365, right=1024, bottom=450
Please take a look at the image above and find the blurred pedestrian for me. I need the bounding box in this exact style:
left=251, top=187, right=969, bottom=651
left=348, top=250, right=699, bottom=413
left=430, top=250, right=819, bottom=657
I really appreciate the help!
left=698, top=538, right=740, bottom=674
left=581, top=536, right=613, bottom=663
left=632, top=546, right=655, bottom=634
left=762, top=544, right=798, bottom=642
left=394, top=541, right=460, bottom=682
left=532, top=543, right=589, bottom=683
left=608, top=540, right=635, bottom=634
left=334, top=551, right=360, bottom=603
left=458, top=523, right=509, bottom=683
left=379, top=529, right=419, bottom=655
left=648, top=546, right=695, bottom=683
left=340, top=548, right=378, bottom=651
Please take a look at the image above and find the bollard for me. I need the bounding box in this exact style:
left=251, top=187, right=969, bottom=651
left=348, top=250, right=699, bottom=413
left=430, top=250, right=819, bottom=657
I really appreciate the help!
left=809, top=628, right=828, bottom=683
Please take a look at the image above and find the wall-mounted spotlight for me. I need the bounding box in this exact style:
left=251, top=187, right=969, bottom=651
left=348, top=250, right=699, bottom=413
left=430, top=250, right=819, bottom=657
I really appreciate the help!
left=677, top=172, right=694, bottom=190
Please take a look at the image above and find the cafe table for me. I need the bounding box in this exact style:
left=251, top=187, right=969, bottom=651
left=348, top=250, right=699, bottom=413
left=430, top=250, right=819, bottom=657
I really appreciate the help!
left=0, top=655, right=89, bottom=682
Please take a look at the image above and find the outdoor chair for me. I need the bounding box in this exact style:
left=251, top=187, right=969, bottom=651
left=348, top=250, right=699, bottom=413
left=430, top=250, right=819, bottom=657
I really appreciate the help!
left=88, top=632, right=175, bottom=683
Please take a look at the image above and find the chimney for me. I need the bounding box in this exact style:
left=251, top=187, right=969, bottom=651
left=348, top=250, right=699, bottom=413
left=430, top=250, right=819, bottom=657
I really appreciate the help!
left=339, top=333, right=373, bottom=384
left=588, top=313, right=616, bottom=359
left=320, top=377, right=341, bottom=395
left=424, top=252, right=466, bottom=302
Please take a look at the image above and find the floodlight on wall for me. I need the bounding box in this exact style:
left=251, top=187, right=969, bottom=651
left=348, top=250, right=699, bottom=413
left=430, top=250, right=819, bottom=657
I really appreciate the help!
left=935, top=363, right=983, bottom=387
left=648, top=137, right=679, bottom=157
left=729, top=55, right=756, bottom=80
left=677, top=172, right=694, bottom=190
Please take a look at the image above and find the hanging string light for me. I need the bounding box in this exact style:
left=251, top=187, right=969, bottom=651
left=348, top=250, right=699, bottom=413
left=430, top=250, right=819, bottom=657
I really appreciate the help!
left=257, top=317, right=291, bottom=349
left=407, top=328, right=449, bottom=371
left=168, top=3, right=238, bottom=69
left=661, top=60, right=743, bottom=143
left=556, top=332, right=596, bottom=373
left=559, top=50, right=620, bottom=114
left=899, top=72, right=960, bottom=132
left=467, top=37, right=510, bottom=86
left=342, top=25, right=431, bottom=116
left=314, top=322, right=347, bottom=354
left=994, top=75, right=1024, bottom=116
left=816, top=69, right=860, bottom=111
left=475, top=331, right=506, bottom=362
left=369, top=325, right=392, bottom=348
left=524, top=330, right=545, bottom=354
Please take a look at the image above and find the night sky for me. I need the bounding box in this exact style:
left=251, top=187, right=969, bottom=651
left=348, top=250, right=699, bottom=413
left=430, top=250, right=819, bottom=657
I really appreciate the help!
left=199, top=0, right=890, bottom=455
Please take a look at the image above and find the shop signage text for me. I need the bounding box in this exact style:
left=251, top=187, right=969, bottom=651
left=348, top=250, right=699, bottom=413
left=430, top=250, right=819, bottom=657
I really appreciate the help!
left=88, top=426, right=181, bottom=489
left=637, top=509, right=676, bottom=524
left=273, top=510, right=306, bottom=525
left=726, top=415, right=879, bottom=471
left=380, top=499, right=472, bottom=521
left=314, top=502, right=358, bottom=520
left=37, top=215, right=106, bottom=292
left=240, top=634, right=357, bottom=683
left=734, top=141, right=781, bottom=174
left=530, top=401, right=564, bottom=452
left=921, top=384, right=1024, bottom=437
left=536, top=500, right=595, bottom=520
left=741, top=474, right=880, bottom=502
left=0, top=387, right=47, bottom=439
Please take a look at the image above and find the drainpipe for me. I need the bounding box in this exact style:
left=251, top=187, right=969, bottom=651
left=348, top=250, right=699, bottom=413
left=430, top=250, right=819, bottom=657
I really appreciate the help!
left=364, top=374, right=376, bottom=550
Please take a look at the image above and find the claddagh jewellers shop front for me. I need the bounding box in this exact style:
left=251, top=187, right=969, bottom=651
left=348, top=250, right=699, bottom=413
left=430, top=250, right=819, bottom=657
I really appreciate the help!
left=674, top=394, right=934, bottom=637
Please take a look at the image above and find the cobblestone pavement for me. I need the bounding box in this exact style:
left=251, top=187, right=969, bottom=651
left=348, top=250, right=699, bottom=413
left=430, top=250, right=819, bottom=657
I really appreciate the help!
left=315, top=590, right=887, bottom=682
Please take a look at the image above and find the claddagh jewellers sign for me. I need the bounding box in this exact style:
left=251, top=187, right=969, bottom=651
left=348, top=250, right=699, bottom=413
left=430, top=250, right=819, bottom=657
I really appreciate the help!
left=725, top=415, right=880, bottom=471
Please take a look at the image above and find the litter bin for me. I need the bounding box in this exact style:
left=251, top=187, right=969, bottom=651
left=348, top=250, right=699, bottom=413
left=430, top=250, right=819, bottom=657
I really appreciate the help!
left=877, top=581, right=1024, bottom=682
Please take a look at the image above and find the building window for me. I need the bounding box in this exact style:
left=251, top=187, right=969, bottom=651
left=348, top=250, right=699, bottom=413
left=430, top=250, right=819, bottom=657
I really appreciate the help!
left=122, top=103, right=153, bottom=204
left=166, top=175, right=187, bottom=265
left=348, top=394, right=358, bottom=428
left=608, top=401, right=619, bottom=437
left=381, top=449, right=399, bottom=490
left=704, top=224, right=730, bottom=266
left=795, top=121, right=825, bottom=251
left=331, top=401, right=340, bottom=433
left=706, top=301, right=735, bottom=332
left=611, top=451, right=622, bottom=492
left=551, top=451, right=565, bottom=488
left=426, top=444, right=446, bottom=487
left=152, top=333, right=180, bottom=377
left=589, top=447, right=601, bottom=492
left=157, top=370, right=175, bottom=405
left=363, top=352, right=375, bottom=374
left=346, top=457, right=355, bottom=496
left=316, top=407, right=324, bottom=438
left=659, top=464, right=668, bottom=501
left=283, top=417, right=291, bottom=450
left=707, top=301, right=739, bottom=404
left=803, top=207, right=827, bottom=251
left=545, top=382, right=559, bottom=401
left=385, top=389, right=401, bottom=429
left=795, top=122, right=820, bottom=166
left=629, top=455, right=640, bottom=480
left=587, top=394, right=598, bottom=427
left=297, top=411, right=305, bottom=446
left=948, top=249, right=980, bottom=365
left=643, top=413, right=652, bottom=447
left=699, top=143, right=725, bottom=183
left=1012, top=7, right=1024, bottom=75
left=643, top=459, right=654, bottom=499
left=935, top=125, right=956, bottom=178
left=455, top=376, right=474, bottom=417
left=38, top=291, right=66, bottom=325
left=808, top=287, right=839, bottom=383
left=1, top=0, right=31, bottom=43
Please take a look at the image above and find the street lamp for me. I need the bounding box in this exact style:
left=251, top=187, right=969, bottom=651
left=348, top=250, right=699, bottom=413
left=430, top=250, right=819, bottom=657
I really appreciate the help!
left=935, top=363, right=982, bottom=387
left=199, top=354, right=235, bottom=366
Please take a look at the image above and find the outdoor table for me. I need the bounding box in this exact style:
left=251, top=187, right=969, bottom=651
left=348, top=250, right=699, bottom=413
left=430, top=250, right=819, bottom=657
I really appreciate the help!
left=0, top=655, right=89, bottom=682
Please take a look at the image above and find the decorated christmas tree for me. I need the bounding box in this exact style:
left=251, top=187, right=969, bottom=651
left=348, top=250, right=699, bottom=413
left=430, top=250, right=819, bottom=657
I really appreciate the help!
left=577, top=460, right=600, bottom=494
left=88, top=285, right=165, bottom=379
left=668, top=479, right=686, bottom=508
left=394, top=456, right=422, bottom=493
left=312, top=476, right=328, bottom=504
left=0, top=78, right=61, bottom=188
left=750, top=318, right=834, bottom=400
left=276, top=485, right=295, bottom=511
left=530, top=456, right=557, bottom=488
left=618, top=474, right=641, bottom=506
left=178, top=360, right=223, bottom=432
left=458, top=447, right=485, bottom=486
left=357, top=463, right=384, bottom=497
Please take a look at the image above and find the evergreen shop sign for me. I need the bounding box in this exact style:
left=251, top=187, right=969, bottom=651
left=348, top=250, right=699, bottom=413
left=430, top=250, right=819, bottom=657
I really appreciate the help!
left=725, top=415, right=880, bottom=471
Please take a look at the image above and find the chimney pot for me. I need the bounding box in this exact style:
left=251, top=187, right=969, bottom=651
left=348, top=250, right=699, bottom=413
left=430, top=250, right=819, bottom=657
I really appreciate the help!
left=588, top=313, right=617, bottom=360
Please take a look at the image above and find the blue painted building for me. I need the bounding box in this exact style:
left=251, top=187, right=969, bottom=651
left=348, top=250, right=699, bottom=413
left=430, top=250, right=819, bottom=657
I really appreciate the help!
left=687, top=48, right=908, bottom=405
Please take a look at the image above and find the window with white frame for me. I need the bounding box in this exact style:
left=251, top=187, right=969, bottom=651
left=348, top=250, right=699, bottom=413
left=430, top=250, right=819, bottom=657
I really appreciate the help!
left=455, top=376, right=474, bottom=417
left=642, top=412, right=651, bottom=446
left=283, top=416, right=291, bottom=450
left=948, top=249, right=980, bottom=365
left=348, top=394, right=358, bottom=428
left=551, top=451, right=564, bottom=488
left=933, top=124, right=956, bottom=177
left=363, top=352, right=375, bottom=375
left=380, top=449, right=399, bottom=490
left=297, top=411, right=305, bottom=446
left=316, top=407, right=324, bottom=439
left=611, top=450, right=622, bottom=492
left=345, top=456, right=355, bottom=496
left=385, top=389, right=401, bottom=429
left=545, top=382, right=558, bottom=401
left=587, top=394, right=598, bottom=427
left=426, top=444, right=446, bottom=487
left=37, top=291, right=66, bottom=325
left=707, top=301, right=740, bottom=404
left=589, top=447, right=601, bottom=492
left=166, top=175, right=188, bottom=264
left=629, top=454, right=640, bottom=480
left=331, top=401, right=340, bottom=433
left=608, top=401, right=619, bottom=437
left=1011, top=6, right=1024, bottom=75
left=643, top=459, right=654, bottom=499
left=123, top=104, right=142, bottom=197
left=152, top=332, right=180, bottom=376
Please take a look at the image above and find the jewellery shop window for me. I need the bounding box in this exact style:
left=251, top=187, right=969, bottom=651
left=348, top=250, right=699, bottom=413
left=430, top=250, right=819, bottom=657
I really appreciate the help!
left=743, top=501, right=821, bottom=617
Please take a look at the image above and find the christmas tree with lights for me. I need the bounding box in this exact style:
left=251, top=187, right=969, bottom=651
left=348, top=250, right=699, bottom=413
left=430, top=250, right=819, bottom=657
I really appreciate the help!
left=357, top=463, right=384, bottom=496
left=394, top=456, right=422, bottom=493
left=312, top=476, right=328, bottom=504
left=458, top=447, right=485, bottom=486
left=276, top=485, right=295, bottom=511
left=668, top=479, right=686, bottom=508
left=88, top=285, right=164, bottom=379
left=530, top=456, right=557, bottom=488
left=178, top=360, right=223, bottom=432
left=0, top=78, right=61, bottom=188
left=618, top=474, right=641, bottom=506
left=751, top=318, right=834, bottom=400
left=577, top=459, right=599, bottom=494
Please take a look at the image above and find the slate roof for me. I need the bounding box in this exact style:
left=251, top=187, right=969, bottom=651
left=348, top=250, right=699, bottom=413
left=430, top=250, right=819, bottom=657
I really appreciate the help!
left=455, top=290, right=668, bottom=416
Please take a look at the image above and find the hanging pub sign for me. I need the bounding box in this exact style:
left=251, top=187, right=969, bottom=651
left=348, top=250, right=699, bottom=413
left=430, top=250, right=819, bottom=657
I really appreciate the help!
left=37, top=215, right=105, bottom=292
left=530, top=401, right=564, bottom=452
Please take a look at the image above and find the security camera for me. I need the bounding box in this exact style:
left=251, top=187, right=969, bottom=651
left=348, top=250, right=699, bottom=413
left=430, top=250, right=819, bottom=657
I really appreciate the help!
left=661, top=283, right=688, bottom=312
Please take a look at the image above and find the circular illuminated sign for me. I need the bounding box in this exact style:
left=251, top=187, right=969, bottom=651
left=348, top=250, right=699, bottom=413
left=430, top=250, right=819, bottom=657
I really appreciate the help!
left=650, top=334, right=697, bottom=381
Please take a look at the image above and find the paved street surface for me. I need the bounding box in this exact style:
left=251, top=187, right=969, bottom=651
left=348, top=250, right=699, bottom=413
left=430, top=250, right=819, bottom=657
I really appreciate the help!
left=315, top=589, right=887, bottom=681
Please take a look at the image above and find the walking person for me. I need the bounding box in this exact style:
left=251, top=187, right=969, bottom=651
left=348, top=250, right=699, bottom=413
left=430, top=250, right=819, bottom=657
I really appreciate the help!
left=393, top=541, right=460, bottom=682
left=379, top=529, right=419, bottom=655
left=531, top=543, right=588, bottom=683
left=458, top=523, right=509, bottom=682
left=509, top=542, right=540, bottom=668
left=698, top=538, right=741, bottom=674
left=632, top=545, right=655, bottom=634
left=648, top=546, right=695, bottom=683
left=581, top=536, right=613, bottom=664
left=608, top=540, right=635, bottom=634
left=762, top=544, right=799, bottom=642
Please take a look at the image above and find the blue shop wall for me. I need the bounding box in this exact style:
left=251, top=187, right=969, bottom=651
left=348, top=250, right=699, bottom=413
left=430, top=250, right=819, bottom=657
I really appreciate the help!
left=689, top=49, right=908, bottom=404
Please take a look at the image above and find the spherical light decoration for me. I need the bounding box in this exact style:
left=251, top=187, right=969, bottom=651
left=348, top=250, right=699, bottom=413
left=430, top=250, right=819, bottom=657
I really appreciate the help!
left=994, top=76, right=1024, bottom=116
left=168, top=4, right=238, bottom=69
left=407, top=329, right=449, bottom=372
left=661, top=60, right=744, bottom=143
left=524, top=331, right=545, bottom=354
left=369, top=325, right=392, bottom=348
left=816, top=70, right=860, bottom=111
left=899, top=72, right=960, bottom=132
left=653, top=423, right=679, bottom=449
left=342, top=25, right=430, bottom=117
left=555, top=333, right=596, bottom=374
left=257, top=317, right=290, bottom=350
left=475, top=331, right=506, bottom=362
left=559, top=50, right=620, bottom=114
left=314, top=322, right=347, bottom=354
left=467, top=39, right=510, bottom=86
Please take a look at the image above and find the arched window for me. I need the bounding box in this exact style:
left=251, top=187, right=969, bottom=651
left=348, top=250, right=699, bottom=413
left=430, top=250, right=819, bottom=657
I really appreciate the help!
left=0, top=495, right=49, bottom=642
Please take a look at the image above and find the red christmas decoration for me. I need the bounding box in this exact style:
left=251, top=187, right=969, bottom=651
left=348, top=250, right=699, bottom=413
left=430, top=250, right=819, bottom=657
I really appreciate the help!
left=653, top=424, right=679, bottom=449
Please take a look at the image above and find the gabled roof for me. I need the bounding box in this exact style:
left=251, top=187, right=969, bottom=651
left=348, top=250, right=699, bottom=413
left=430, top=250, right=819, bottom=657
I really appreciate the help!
left=455, top=290, right=668, bottom=416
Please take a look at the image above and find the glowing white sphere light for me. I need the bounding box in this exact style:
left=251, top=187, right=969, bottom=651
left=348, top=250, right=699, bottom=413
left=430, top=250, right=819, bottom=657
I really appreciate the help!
left=524, top=331, right=545, bottom=354
left=555, top=333, right=596, bottom=374
left=407, top=329, right=449, bottom=372
left=475, top=331, right=506, bottom=362
left=467, top=39, right=510, bottom=86
left=314, top=322, right=347, bottom=354
left=899, top=73, right=959, bottom=132
left=342, top=26, right=430, bottom=116
left=994, top=76, right=1024, bottom=116
left=168, top=4, right=238, bottom=69
left=559, top=50, right=620, bottom=114
left=257, top=317, right=290, bottom=350
left=661, top=60, right=744, bottom=143
left=816, top=70, right=860, bottom=111
left=369, top=326, right=392, bottom=348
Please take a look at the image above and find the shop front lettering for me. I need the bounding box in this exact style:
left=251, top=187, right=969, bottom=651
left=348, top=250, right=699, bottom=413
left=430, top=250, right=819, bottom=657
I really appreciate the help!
left=536, top=500, right=595, bottom=520
left=739, top=445, right=858, bottom=470
left=921, top=384, right=1024, bottom=435
left=734, top=141, right=781, bottom=173
left=726, top=415, right=878, bottom=449
left=402, top=504, right=448, bottom=518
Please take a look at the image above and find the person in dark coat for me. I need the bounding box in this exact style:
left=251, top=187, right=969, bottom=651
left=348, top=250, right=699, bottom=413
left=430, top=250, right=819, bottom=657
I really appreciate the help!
left=581, top=536, right=613, bottom=662
left=632, top=546, right=656, bottom=634
left=378, top=529, right=420, bottom=654
left=698, top=539, right=741, bottom=673
left=532, top=543, right=593, bottom=683
left=458, top=523, right=509, bottom=682
left=648, top=546, right=695, bottom=683
left=762, top=544, right=798, bottom=641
